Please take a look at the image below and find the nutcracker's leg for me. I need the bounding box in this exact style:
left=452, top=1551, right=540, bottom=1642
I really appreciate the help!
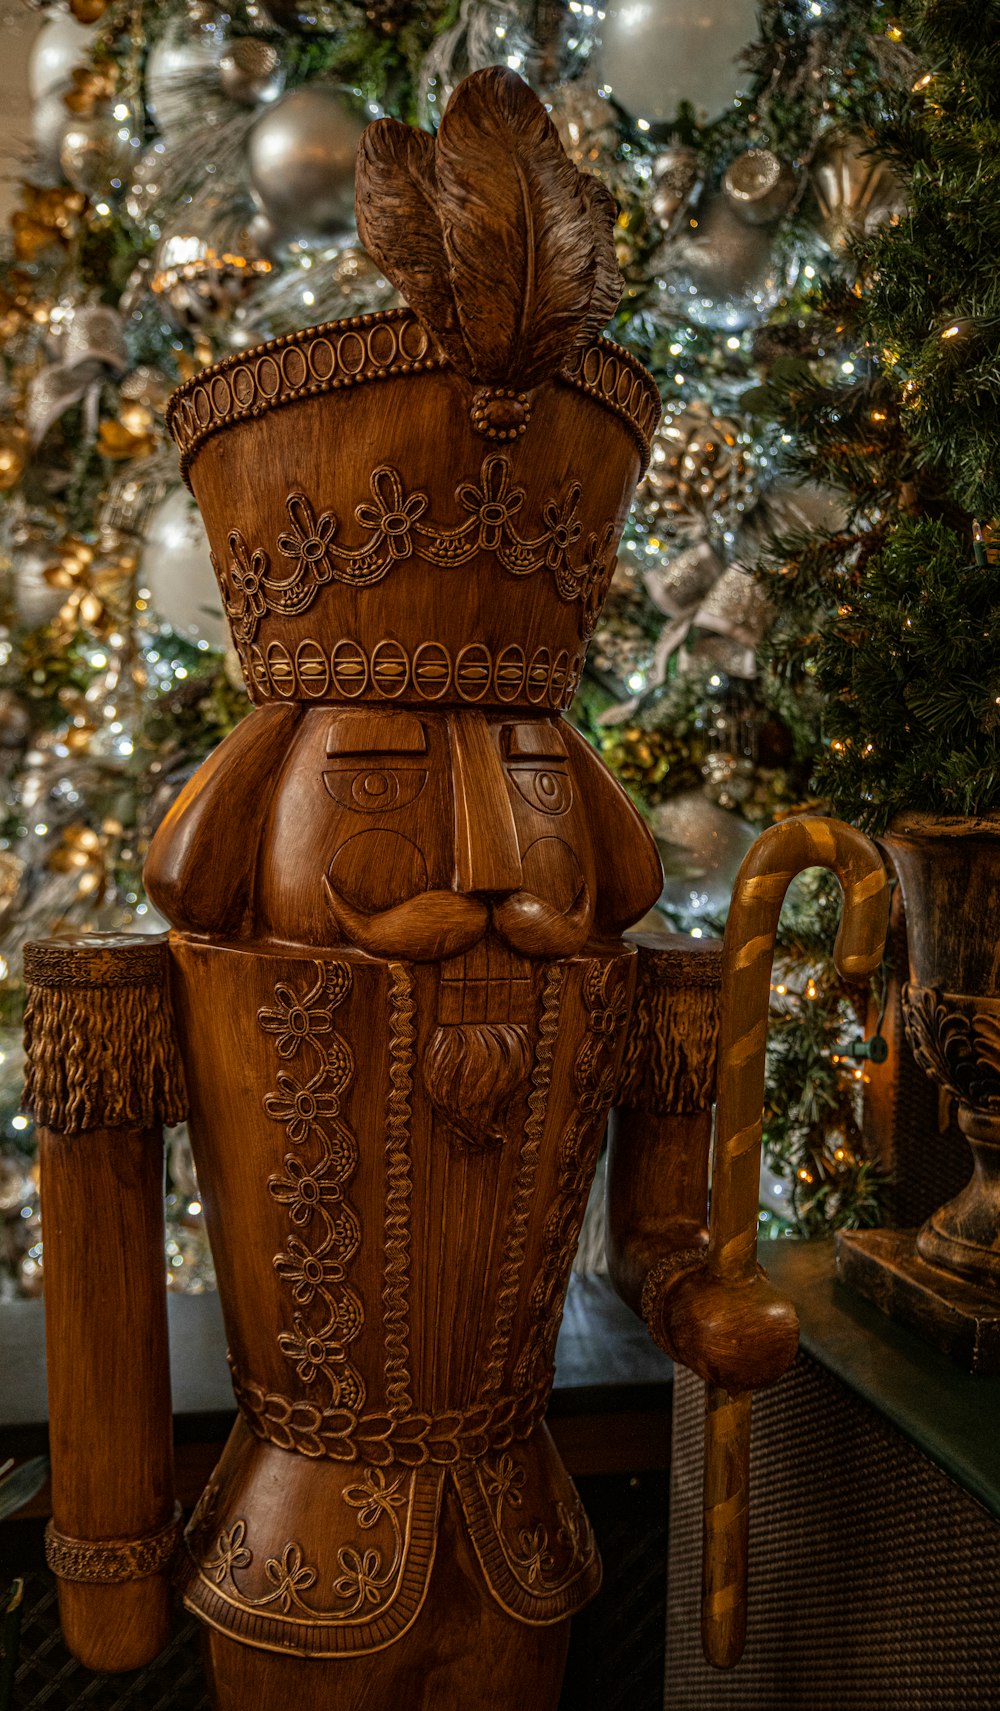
left=202, top=1495, right=570, bottom=1711
left=23, top=934, right=187, bottom=1672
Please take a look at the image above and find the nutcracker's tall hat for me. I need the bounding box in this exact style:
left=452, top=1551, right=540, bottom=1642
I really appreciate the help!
left=166, top=68, right=660, bottom=712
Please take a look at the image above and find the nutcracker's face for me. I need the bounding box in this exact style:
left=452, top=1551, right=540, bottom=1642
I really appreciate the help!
left=315, top=707, right=595, bottom=961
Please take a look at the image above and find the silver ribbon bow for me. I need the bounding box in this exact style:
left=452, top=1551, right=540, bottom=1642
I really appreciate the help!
left=26, top=305, right=129, bottom=447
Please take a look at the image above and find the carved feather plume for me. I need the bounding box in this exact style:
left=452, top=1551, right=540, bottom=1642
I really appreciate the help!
left=354, top=121, right=468, bottom=373
left=354, top=67, right=623, bottom=390
left=578, top=174, right=623, bottom=348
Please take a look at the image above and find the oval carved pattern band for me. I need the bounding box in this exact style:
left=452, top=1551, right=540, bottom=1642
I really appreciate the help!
left=236, top=635, right=585, bottom=710
left=45, top=1503, right=184, bottom=1584
left=166, top=308, right=661, bottom=478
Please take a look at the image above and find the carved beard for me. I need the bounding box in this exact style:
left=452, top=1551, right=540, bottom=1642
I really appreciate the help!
left=422, top=1021, right=532, bottom=1150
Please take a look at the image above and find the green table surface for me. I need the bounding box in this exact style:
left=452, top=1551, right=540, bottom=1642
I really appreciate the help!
left=765, top=1236, right=1000, bottom=1520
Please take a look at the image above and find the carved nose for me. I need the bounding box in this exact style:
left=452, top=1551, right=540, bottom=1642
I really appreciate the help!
left=449, top=712, right=523, bottom=895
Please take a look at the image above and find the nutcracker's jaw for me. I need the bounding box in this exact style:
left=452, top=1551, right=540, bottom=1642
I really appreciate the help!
left=145, top=705, right=662, bottom=953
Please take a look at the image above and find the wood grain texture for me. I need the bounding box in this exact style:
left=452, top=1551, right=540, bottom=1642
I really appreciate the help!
left=23, top=939, right=180, bottom=1673
left=29, top=68, right=669, bottom=1710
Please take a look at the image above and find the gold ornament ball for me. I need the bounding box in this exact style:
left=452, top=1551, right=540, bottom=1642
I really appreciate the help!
left=0, top=423, right=30, bottom=491
left=810, top=137, right=906, bottom=254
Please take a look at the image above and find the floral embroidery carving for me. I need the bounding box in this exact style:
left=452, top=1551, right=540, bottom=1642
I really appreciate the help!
left=198, top=1470, right=410, bottom=1626
left=261, top=961, right=365, bottom=1411
left=477, top=1450, right=592, bottom=1597
left=212, top=450, right=619, bottom=646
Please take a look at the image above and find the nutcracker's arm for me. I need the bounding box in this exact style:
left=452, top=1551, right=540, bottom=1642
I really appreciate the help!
left=606, top=931, right=722, bottom=1313
left=23, top=935, right=187, bottom=1672
left=609, top=820, right=889, bottom=1670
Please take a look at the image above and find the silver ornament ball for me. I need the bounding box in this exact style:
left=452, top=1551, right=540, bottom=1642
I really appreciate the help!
left=660, top=191, right=798, bottom=331
left=28, top=10, right=96, bottom=101
left=247, top=86, right=364, bottom=239
left=13, top=542, right=65, bottom=630
left=653, top=789, right=757, bottom=920
left=597, top=0, right=758, bottom=125
left=141, top=486, right=227, bottom=646
left=32, top=90, right=71, bottom=178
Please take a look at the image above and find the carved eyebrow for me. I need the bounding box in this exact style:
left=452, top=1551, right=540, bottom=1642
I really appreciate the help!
left=327, top=711, right=427, bottom=756
left=503, top=722, right=568, bottom=760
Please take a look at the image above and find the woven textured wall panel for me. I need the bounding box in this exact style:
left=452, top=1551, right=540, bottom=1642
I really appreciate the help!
left=666, top=1357, right=1000, bottom=1710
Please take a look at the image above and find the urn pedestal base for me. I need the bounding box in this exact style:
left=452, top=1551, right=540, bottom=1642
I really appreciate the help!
left=835, top=1228, right=1000, bottom=1374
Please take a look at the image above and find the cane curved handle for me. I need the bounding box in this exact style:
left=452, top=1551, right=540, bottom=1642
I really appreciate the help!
left=702, top=817, right=889, bottom=1668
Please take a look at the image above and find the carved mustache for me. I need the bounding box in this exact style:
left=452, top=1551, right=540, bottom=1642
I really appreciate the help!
left=322, top=878, right=592, bottom=961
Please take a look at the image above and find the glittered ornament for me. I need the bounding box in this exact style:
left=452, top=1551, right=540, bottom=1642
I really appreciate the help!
left=636, top=403, right=756, bottom=535
left=218, top=37, right=285, bottom=107
left=589, top=580, right=656, bottom=696
left=59, top=110, right=134, bottom=196
left=652, top=789, right=756, bottom=919
left=596, top=0, right=757, bottom=125
left=28, top=10, right=97, bottom=101
left=810, top=136, right=906, bottom=253
left=650, top=145, right=701, bottom=234
left=142, top=486, right=226, bottom=645
left=151, top=198, right=272, bottom=330
left=599, top=724, right=700, bottom=804
left=0, top=423, right=30, bottom=492
left=12, top=184, right=87, bottom=262
left=659, top=191, right=797, bottom=330
left=642, top=537, right=725, bottom=617
left=722, top=148, right=796, bottom=227
left=247, top=86, right=365, bottom=239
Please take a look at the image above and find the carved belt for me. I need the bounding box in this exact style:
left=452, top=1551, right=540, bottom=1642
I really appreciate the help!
left=232, top=1368, right=551, bottom=1466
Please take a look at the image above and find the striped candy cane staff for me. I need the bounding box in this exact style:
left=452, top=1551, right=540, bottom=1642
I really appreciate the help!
left=644, top=817, right=888, bottom=1669
left=708, top=818, right=888, bottom=1664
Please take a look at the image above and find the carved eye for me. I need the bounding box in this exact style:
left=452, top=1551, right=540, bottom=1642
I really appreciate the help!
left=323, top=767, right=428, bottom=812
left=507, top=766, right=573, bottom=816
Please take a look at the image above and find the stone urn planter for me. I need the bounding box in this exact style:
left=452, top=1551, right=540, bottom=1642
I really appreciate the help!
left=837, top=812, right=1000, bottom=1370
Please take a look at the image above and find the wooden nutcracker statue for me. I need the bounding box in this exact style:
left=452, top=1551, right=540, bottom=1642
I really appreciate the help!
left=24, top=70, right=890, bottom=1705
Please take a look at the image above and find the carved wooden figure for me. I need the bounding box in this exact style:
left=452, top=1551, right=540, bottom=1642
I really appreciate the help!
left=23, top=69, right=890, bottom=1703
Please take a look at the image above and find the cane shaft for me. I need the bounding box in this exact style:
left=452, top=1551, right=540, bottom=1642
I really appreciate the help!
left=702, top=1387, right=751, bottom=1669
